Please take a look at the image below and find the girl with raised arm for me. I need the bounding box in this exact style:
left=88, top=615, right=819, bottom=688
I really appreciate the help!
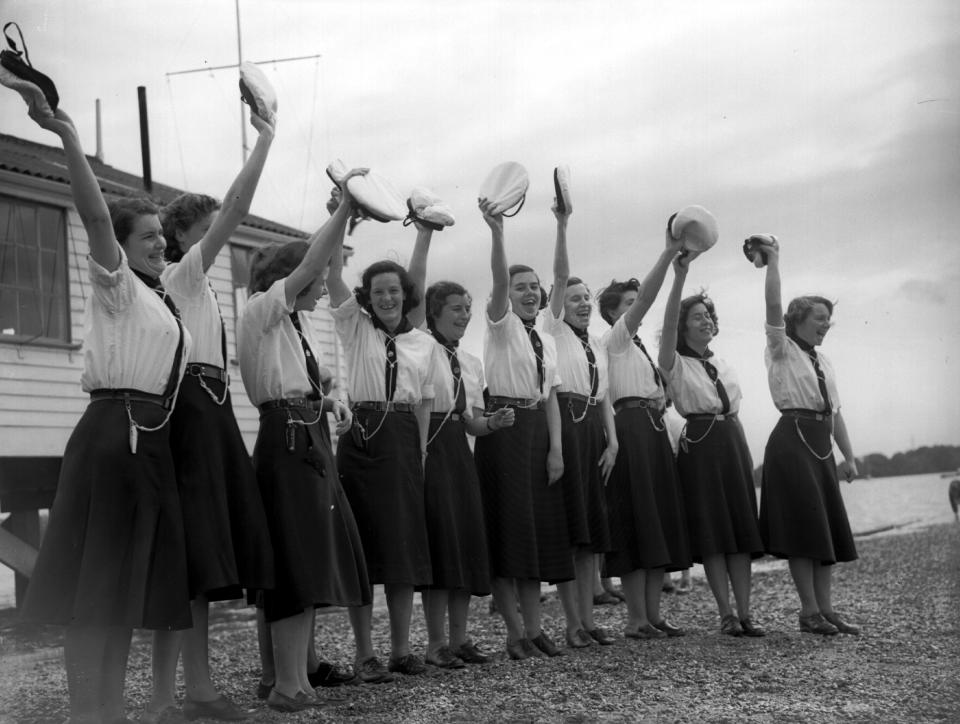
left=658, top=245, right=765, bottom=638
left=542, top=203, right=618, bottom=649
left=325, top=221, right=445, bottom=681
left=19, top=106, right=191, bottom=724
left=144, top=107, right=275, bottom=723
left=596, top=227, right=691, bottom=641
left=473, top=199, right=572, bottom=660
left=236, top=170, right=371, bottom=712
left=754, top=237, right=859, bottom=635
left=406, top=225, right=514, bottom=668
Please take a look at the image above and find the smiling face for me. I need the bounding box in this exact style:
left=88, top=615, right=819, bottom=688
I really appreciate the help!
left=683, top=302, right=716, bottom=349
left=509, top=271, right=541, bottom=321
left=562, top=282, right=592, bottom=330
left=369, top=272, right=405, bottom=329
left=176, top=210, right=217, bottom=252
left=434, top=293, right=472, bottom=341
left=795, top=302, right=832, bottom=347
left=122, top=213, right=166, bottom=278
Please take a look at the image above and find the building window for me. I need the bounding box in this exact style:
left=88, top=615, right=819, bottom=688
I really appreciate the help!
left=0, top=195, right=70, bottom=344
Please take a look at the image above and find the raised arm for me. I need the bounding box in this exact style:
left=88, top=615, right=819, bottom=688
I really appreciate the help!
left=284, top=168, right=366, bottom=308
left=31, top=109, right=119, bottom=270
left=481, top=198, right=510, bottom=322
left=548, top=203, right=571, bottom=319
left=405, top=222, right=434, bottom=328
left=622, top=225, right=684, bottom=335
left=197, top=112, right=276, bottom=271
left=761, top=238, right=783, bottom=327
left=658, top=252, right=699, bottom=371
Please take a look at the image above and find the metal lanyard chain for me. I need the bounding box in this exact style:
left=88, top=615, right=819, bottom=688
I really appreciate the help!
left=793, top=418, right=834, bottom=460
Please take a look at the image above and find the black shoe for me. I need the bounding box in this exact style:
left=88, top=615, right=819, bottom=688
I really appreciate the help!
left=388, top=653, right=428, bottom=675
left=721, top=613, right=744, bottom=637
left=530, top=631, right=566, bottom=657
left=822, top=611, right=860, bottom=635
left=586, top=627, right=616, bottom=645
left=739, top=617, right=766, bottom=637
left=355, top=656, right=395, bottom=684
left=455, top=640, right=492, bottom=664
left=308, top=661, right=358, bottom=687
left=425, top=646, right=466, bottom=669
left=799, top=613, right=839, bottom=635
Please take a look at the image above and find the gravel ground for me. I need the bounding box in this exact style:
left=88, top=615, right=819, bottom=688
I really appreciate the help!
left=1, top=523, right=958, bottom=723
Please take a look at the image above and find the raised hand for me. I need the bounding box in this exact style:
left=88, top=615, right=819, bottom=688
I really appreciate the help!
left=479, top=197, right=504, bottom=234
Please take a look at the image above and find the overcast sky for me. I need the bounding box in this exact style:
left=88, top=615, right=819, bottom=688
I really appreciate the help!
left=2, top=0, right=958, bottom=463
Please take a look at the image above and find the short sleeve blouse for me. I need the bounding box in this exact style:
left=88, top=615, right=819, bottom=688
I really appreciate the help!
left=160, top=243, right=225, bottom=367
left=542, top=310, right=609, bottom=401
left=482, top=309, right=560, bottom=401
left=764, top=323, right=840, bottom=412
left=600, top=316, right=665, bottom=405
left=661, top=350, right=742, bottom=417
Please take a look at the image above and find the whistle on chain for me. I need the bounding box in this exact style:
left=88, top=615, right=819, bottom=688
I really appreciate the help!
left=285, top=414, right=297, bottom=452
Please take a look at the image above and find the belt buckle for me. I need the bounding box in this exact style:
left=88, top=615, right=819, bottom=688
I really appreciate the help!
left=187, top=363, right=202, bottom=376
left=587, top=395, right=598, bottom=406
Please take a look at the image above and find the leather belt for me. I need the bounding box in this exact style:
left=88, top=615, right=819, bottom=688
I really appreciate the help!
left=613, top=397, right=664, bottom=414
left=258, top=397, right=314, bottom=413
left=353, top=401, right=414, bottom=413
left=686, top=412, right=737, bottom=422
left=780, top=408, right=831, bottom=421
left=90, top=388, right=171, bottom=409
left=557, top=391, right=598, bottom=406
left=186, top=362, right=227, bottom=383
left=431, top=411, right=463, bottom=422
left=487, top=395, right=543, bottom=410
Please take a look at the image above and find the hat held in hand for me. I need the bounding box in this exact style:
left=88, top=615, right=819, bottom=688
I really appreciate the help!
left=478, top=162, right=529, bottom=217
left=670, top=205, right=719, bottom=252
left=239, top=62, right=277, bottom=124
left=743, top=234, right=778, bottom=268
left=405, top=187, right=455, bottom=231
left=0, top=22, right=58, bottom=117
left=325, top=159, right=407, bottom=225
left=553, top=165, right=572, bottom=214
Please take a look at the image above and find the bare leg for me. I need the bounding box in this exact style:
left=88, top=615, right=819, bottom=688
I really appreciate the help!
left=448, top=590, right=472, bottom=649
left=256, top=608, right=274, bottom=687
left=306, top=611, right=320, bottom=673
left=349, top=599, right=375, bottom=663
left=491, top=577, right=523, bottom=642
left=295, top=609, right=313, bottom=695
left=422, top=588, right=449, bottom=656
left=182, top=595, right=218, bottom=702
left=789, top=557, right=819, bottom=617
left=727, top=553, right=753, bottom=619
left=147, top=629, right=182, bottom=714
left=384, top=583, right=415, bottom=659
left=99, top=625, right=134, bottom=722
left=702, top=554, right=733, bottom=617
left=556, top=577, right=581, bottom=637
left=516, top=579, right=542, bottom=639
left=645, top=568, right=665, bottom=623
left=271, top=612, right=305, bottom=699
left=620, top=569, right=647, bottom=631
left=812, top=562, right=834, bottom=615
left=574, top=550, right=597, bottom=630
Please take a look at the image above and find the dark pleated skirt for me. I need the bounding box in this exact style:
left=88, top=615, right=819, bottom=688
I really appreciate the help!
left=677, top=416, right=764, bottom=563
left=422, top=414, right=491, bottom=594
left=336, top=410, right=431, bottom=587
left=21, top=399, right=192, bottom=630
left=254, top=406, right=371, bottom=623
left=760, top=415, right=857, bottom=564
left=603, top=406, right=691, bottom=576
left=474, top=407, right=574, bottom=584
left=170, top=375, right=273, bottom=600
left=557, top=400, right=611, bottom=553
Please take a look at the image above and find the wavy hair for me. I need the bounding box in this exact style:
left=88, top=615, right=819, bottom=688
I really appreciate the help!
left=354, top=260, right=420, bottom=315
left=508, top=264, right=548, bottom=309
left=161, top=193, right=221, bottom=262
left=247, top=241, right=309, bottom=294
left=784, top=296, right=834, bottom=336
left=107, top=197, right=159, bottom=246
left=425, top=281, right=471, bottom=328
left=677, top=292, right=719, bottom=349
left=596, top=278, right=641, bottom=326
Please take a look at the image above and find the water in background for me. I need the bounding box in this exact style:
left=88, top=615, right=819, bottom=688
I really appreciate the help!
left=1, top=473, right=957, bottom=609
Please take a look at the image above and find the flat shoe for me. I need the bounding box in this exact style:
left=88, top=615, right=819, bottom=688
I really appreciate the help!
left=425, top=646, right=466, bottom=669
left=388, top=653, right=428, bottom=675
left=308, top=661, right=358, bottom=687
left=183, top=695, right=250, bottom=721
left=455, top=640, right=492, bottom=664
left=822, top=611, right=860, bottom=635
left=625, top=624, right=667, bottom=640
left=255, top=682, right=272, bottom=700
left=586, top=627, right=616, bottom=645
left=653, top=619, right=686, bottom=637
left=530, top=631, right=566, bottom=657
left=593, top=591, right=620, bottom=606
left=739, top=617, right=766, bottom=637
left=355, top=656, right=395, bottom=684
left=799, top=612, right=839, bottom=635
left=506, top=638, right=529, bottom=660
left=266, top=689, right=311, bottom=713
left=721, top=613, right=744, bottom=637
left=565, top=629, right=593, bottom=648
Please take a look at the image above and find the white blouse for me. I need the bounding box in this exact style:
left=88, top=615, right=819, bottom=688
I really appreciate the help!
left=600, top=316, right=665, bottom=405
left=81, top=248, right=191, bottom=394
left=662, top=350, right=743, bottom=417
left=330, top=295, right=439, bottom=404
left=483, top=309, right=560, bottom=401
left=764, top=323, right=841, bottom=413
left=426, top=339, right=485, bottom=418
left=237, top=279, right=325, bottom=406
left=160, top=243, right=225, bottom=367
left=542, top=310, right=609, bottom=401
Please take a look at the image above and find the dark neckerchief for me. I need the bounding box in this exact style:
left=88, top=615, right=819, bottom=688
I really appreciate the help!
left=677, top=340, right=729, bottom=414
left=787, top=331, right=832, bottom=414
left=290, top=312, right=322, bottom=400
left=369, top=310, right=412, bottom=401
left=631, top=333, right=664, bottom=391
left=429, top=326, right=466, bottom=413
left=131, top=268, right=184, bottom=403
left=565, top=321, right=598, bottom=397
left=521, top=315, right=545, bottom=394
left=132, top=268, right=180, bottom=318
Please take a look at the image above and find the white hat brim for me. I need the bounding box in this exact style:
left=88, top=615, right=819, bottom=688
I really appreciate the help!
left=239, top=62, right=277, bottom=123
left=671, top=205, right=718, bottom=251
left=479, top=162, right=530, bottom=216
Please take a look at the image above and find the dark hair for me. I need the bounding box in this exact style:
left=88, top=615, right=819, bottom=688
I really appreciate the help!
left=248, top=241, right=309, bottom=294
left=355, top=260, right=420, bottom=315
left=784, top=296, right=834, bottom=336
left=425, top=281, right=471, bottom=326
left=508, top=264, right=548, bottom=309
left=597, top=278, right=641, bottom=326
left=677, top=293, right=719, bottom=349
left=108, top=197, right=159, bottom=246
left=161, top=193, right=221, bottom=262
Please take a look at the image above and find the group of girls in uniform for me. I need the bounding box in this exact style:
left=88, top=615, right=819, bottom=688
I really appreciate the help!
left=16, top=93, right=860, bottom=724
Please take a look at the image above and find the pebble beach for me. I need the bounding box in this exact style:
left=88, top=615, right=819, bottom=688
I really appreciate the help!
left=1, top=522, right=957, bottom=723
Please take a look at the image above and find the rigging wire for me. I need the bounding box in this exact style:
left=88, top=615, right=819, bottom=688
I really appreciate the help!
left=165, top=76, right=190, bottom=191
left=299, top=56, right=321, bottom=229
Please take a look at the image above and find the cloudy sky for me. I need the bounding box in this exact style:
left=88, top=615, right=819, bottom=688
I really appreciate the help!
left=2, top=0, right=958, bottom=463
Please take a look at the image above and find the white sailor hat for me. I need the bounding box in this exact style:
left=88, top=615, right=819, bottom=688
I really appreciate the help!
left=478, top=162, right=529, bottom=217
